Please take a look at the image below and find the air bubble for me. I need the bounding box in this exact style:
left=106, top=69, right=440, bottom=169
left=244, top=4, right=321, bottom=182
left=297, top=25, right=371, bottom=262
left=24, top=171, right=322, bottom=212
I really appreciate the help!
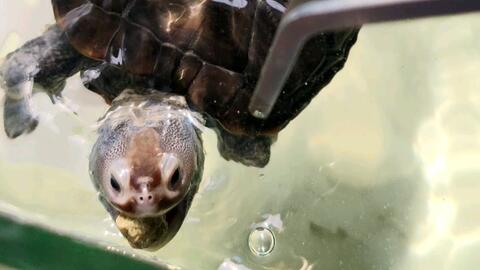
left=252, top=110, right=266, bottom=119
left=248, top=226, right=275, bottom=256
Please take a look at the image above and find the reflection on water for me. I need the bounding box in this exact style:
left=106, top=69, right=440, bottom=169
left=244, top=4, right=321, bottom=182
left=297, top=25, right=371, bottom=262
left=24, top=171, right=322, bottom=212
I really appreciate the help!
left=1, top=1, right=480, bottom=269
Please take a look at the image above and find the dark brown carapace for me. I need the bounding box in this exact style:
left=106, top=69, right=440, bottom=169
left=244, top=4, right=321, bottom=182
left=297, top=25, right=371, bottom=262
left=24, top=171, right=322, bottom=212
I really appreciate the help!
left=51, top=0, right=358, bottom=138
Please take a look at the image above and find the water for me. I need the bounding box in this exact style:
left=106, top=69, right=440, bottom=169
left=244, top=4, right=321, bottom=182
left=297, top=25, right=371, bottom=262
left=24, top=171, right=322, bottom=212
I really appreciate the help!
left=1, top=1, right=480, bottom=269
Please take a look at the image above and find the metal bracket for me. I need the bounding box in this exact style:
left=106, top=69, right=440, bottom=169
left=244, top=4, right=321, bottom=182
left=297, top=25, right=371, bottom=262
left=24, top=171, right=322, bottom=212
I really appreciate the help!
left=249, top=0, right=480, bottom=119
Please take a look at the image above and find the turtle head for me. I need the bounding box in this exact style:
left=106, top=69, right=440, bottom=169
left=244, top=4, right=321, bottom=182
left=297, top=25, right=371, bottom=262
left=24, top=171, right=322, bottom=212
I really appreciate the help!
left=89, top=90, right=204, bottom=248
left=96, top=127, right=201, bottom=217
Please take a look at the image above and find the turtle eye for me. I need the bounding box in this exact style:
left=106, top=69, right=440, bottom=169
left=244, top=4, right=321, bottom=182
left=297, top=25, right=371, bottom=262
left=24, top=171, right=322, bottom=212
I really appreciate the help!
left=110, top=176, right=121, bottom=192
left=169, top=168, right=181, bottom=190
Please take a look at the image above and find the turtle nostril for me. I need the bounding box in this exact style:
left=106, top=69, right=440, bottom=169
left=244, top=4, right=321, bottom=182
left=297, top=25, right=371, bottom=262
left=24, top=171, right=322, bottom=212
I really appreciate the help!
left=168, top=168, right=181, bottom=190
left=138, top=194, right=154, bottom=204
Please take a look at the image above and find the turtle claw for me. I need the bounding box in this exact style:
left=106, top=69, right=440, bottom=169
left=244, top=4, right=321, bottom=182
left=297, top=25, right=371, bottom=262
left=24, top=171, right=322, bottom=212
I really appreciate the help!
left=3, top=96, right=39, bottom=138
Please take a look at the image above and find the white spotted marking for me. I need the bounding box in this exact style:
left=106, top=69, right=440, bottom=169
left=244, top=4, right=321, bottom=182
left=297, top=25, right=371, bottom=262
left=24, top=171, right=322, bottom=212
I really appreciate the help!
left=110, top=48, right=125, bottom=65
left=266, top=0, right=286, bottom=12
left=213, top=0, right=248, bottom=8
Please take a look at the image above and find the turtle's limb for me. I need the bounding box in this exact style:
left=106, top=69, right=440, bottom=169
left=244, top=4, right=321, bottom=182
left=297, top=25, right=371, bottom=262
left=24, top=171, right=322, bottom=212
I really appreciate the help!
left=213, top=124, right=275, bottom=168
left=80, top=64, right=134, bottom=104
left=2, top=82, right=38, bottom=138
left=0, top=25, right=87, bottom=138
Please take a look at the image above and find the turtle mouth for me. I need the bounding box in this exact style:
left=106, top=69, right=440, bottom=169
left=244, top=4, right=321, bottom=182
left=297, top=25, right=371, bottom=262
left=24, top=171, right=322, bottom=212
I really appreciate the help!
left=114, top=211, right=170, bottom=249
left=98, top=180, right=193, bottom=249
left=112, top=195, right=190, bottom=249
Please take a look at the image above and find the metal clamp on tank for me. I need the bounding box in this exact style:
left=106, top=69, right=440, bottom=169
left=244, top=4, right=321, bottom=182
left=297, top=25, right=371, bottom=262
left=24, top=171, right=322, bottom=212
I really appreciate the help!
left=249, top=0, right=480, bottom=119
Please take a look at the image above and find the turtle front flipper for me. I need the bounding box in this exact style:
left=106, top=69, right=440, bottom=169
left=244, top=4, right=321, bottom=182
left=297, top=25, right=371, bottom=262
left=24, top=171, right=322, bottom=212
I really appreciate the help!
left=2, top=82, right=38, bottom=138
left=214, top=124, right=275, bottom=168
left=0, top=25, right=89, bottom=138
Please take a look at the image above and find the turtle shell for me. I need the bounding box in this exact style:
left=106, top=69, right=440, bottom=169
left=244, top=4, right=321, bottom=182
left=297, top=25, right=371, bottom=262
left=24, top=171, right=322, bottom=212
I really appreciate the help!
left=52, top=0, right=358, bottom=136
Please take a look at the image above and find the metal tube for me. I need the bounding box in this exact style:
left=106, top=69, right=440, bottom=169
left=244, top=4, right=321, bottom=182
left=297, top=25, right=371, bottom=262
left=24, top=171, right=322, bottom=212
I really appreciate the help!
left=249, top=0, right=480, bottom=119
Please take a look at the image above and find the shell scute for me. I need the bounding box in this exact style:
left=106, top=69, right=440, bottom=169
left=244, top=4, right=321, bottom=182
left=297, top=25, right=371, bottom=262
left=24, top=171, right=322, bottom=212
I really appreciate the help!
left=54, top=0, right=260, bottom=73
left=187, top=63, right=243, bottom=117
left=126, top=0, right=198, bottom=49
left=189, top=0, right=256, bottom=72
left=59, top=2, right=121, bottom=60
left=173, top=54, right=203, bottom=92
left=107, top=22, right=161, bottom=74
left=89, top=0, right=131, bottom=14
left=52, top=0, right=87, bottom=19
left=152, top=45, right=184, bottom=86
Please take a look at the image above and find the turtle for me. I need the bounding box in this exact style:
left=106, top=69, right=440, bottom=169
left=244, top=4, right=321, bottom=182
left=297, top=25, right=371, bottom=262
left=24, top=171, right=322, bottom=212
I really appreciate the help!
left=0, top=0, right=359, bottom=249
